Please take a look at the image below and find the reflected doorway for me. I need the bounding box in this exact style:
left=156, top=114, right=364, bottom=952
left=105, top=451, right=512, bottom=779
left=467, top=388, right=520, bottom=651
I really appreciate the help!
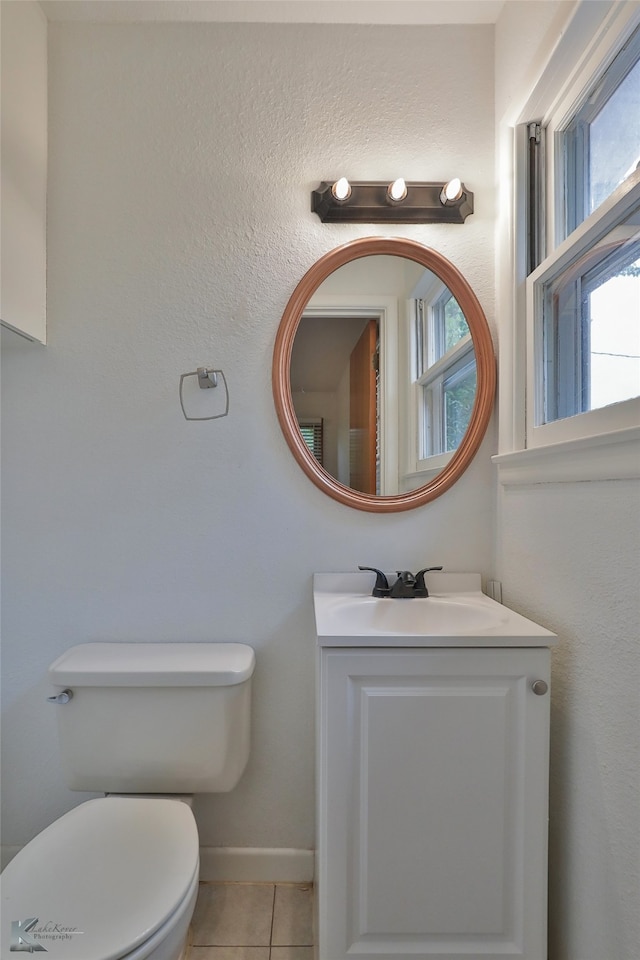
left=290, top=314, right=380, bottom=493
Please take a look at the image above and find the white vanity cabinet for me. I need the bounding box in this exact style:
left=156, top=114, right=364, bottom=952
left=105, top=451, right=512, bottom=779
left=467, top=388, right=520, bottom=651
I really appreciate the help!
left=316, top=646, right=552, bottom=960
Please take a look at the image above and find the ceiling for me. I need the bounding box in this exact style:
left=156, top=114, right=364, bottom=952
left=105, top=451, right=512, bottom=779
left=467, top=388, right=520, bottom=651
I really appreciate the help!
left=40, top=1, right=506, bottom=24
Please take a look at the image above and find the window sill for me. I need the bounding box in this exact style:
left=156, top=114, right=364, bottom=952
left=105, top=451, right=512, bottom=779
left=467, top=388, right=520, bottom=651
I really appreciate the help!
left=492, top=426, right=640, bottom=485
left=401, top=452, right=455, bottom=489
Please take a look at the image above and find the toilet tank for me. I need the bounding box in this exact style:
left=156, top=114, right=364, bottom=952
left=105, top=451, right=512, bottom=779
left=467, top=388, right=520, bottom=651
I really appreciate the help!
left=48, top=642, right=255, bottom=793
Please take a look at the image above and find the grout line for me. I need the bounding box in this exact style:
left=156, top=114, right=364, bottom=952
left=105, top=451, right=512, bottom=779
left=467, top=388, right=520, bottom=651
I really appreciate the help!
left=187, top=882, right=314, bottom=955
left=269, top=882, right=277, bottom=953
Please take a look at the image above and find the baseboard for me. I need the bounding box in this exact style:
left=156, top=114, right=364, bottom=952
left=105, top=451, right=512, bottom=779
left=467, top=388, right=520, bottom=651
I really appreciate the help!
left=198, top=847, right=315, bottom=883
left=2, top=843, right=315, bottom=884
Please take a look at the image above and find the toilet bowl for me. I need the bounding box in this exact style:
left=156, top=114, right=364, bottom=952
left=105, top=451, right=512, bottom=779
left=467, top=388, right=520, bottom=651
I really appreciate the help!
left=1, top=798, right=199, bottom=960
left=0, top=642, right=256, bottom=960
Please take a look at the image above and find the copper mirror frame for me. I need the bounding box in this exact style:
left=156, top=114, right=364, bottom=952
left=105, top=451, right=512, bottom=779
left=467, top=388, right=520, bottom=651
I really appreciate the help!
left=272, top=237, right=496, bottom=513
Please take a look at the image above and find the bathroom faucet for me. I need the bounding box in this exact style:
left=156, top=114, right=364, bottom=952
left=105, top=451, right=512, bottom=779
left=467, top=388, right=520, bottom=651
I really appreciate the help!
left=359, top=566, right=443, bottom=598
left=389, top=570, right=418, bottom=598
left=358, top=566, right=390, bottom=597
left=390, top=567, right=444, bottom=597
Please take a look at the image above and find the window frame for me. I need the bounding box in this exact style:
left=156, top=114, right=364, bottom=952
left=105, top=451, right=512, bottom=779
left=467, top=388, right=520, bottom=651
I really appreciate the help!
left=558, top=27, right=640, bottom=242
left=411, top=283, right=476, bottom=469
left=527, top=174, right=640, bottom=448
left=419, top=337, right=476, bottom=457
left=520, top=4, right=640, bottom=458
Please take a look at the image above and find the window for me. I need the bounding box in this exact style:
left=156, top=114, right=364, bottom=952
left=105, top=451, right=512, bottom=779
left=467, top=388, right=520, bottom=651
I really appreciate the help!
left=299, top=419, right=324, bottom=465
left=561, top=35, right=640, bottom=239
left=526, top=22, right=640, bottom=448
left=539, top=204, right=640, bottom=424
left=415, top=290, right=476, bottom=458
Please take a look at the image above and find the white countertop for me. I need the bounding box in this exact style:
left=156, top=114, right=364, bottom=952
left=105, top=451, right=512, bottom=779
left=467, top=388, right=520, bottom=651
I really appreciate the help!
left=313, top=572, right=557, bottom=647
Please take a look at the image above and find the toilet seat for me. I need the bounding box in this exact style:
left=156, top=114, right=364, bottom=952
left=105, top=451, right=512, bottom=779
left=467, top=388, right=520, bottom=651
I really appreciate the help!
left=118, top=868, right=199, bottom=960
left=0, top=797, right=199, bottom=960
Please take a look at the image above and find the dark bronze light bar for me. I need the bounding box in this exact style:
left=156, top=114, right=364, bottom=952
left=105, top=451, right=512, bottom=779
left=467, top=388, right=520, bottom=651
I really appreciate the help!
left=311, top=179, right=474, bottom=224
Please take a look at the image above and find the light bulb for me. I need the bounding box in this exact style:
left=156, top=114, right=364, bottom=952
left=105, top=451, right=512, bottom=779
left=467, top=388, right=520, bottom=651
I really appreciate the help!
left=387, top=178, right=407, bottom=202
left=440, top=178, right=463, bottom=204
left=331, top=177, right=351, bottom=201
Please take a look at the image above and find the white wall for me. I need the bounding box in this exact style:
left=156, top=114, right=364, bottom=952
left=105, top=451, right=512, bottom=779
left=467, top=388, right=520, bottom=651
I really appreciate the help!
left=0, top=0, right=47, bottom=342
left=496, top=480, right=640, bottom=960
left=495, top=3, right=640, bottom=958
left=1, top=21, right=495, bottom=861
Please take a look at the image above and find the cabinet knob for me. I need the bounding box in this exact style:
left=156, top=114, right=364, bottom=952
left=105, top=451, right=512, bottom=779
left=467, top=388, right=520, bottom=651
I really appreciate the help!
left=531, top=679, right=548, bottom=696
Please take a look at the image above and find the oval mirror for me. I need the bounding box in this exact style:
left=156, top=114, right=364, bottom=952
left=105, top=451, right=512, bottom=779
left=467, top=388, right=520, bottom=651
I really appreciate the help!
left=272, top=237, right=495, bottom=512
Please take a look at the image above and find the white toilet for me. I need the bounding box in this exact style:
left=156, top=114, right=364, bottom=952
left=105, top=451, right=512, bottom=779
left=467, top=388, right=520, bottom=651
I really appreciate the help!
left=0, top=641, right=255, bottom=960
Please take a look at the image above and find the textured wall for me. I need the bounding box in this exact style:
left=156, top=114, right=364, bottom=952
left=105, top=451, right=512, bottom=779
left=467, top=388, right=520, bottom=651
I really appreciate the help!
left=494, top=3, right=640, bottom=957
left=494, top=0, right=565, bottom=122
left=496, top=480, right=640, bottom=960
left=1, top=21, right=495, bottom=852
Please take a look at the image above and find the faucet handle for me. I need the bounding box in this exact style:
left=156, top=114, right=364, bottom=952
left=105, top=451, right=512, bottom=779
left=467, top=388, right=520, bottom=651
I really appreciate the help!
left=413, top=566, right=443, bottom=597
left=358, top=566, right=390, bottom=597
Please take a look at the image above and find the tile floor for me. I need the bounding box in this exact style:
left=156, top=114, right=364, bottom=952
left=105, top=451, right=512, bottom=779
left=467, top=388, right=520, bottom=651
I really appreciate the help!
left=186, top=882, right=314, bottom=960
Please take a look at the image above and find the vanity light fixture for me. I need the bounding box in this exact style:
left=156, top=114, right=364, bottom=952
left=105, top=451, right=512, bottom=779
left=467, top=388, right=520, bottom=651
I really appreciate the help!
left=331, top=177, right=352, bottom=201
left=440, top=177, right=463, bottom=204
left=387, top=178, right=407, bottom=203
left=311, top=178, right=473, bottom=223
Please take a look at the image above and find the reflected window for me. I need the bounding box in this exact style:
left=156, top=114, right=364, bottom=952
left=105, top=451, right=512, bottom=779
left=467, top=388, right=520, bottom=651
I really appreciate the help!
left=434, top=289, right=470, bottom=359
left=415, top=291, right=476, bottom=457
left=299, top=418, right=324, bottom=465
left=444, top=359, right=478, bottom=451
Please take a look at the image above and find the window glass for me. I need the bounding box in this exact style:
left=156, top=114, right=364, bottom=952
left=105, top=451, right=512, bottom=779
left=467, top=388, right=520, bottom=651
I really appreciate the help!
left=414, top=288, right=475, bottom=458
left=444, top=360, right=477, bottom=451
left=434, top=292, right=470, bottom=361
left=589, top=56, right=640, bottom=213
left=562, top=28, right=640, bottom=236
left=540, top=203, right=640, bottom=424
left=588, top=252, right=640, bottom=408
left=420, top=346, right=476, bottom=457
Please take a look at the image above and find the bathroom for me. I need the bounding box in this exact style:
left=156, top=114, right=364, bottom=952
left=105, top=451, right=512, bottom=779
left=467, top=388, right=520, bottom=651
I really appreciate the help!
left=1, top=1, right=638, bottom=958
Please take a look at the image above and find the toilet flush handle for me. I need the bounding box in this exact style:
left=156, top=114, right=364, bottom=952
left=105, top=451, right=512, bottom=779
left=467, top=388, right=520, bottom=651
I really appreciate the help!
left=47, top=689, right=73, bottom=704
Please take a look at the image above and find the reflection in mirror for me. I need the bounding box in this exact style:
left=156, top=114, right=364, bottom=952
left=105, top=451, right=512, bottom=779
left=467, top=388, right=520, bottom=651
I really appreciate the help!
left=291, top=314, right=375, bottom=489
left=289, top=256, right=476, bottom=496
left=272, top=238, right=496, bottom=512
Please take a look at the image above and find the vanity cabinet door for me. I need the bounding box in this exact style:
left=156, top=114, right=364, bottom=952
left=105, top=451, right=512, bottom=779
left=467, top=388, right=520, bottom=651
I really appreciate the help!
left=316, top=647, right=551, bottom=960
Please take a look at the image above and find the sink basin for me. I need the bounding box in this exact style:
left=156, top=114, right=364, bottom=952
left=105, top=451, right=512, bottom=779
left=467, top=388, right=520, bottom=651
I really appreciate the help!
left=313, top=572, right=557, bottom=647
left=322, top=593, right=507, bottom=636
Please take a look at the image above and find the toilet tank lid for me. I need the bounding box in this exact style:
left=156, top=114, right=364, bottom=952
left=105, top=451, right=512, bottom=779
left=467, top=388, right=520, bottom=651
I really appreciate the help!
left=49, top=642, right=256, bottom=686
